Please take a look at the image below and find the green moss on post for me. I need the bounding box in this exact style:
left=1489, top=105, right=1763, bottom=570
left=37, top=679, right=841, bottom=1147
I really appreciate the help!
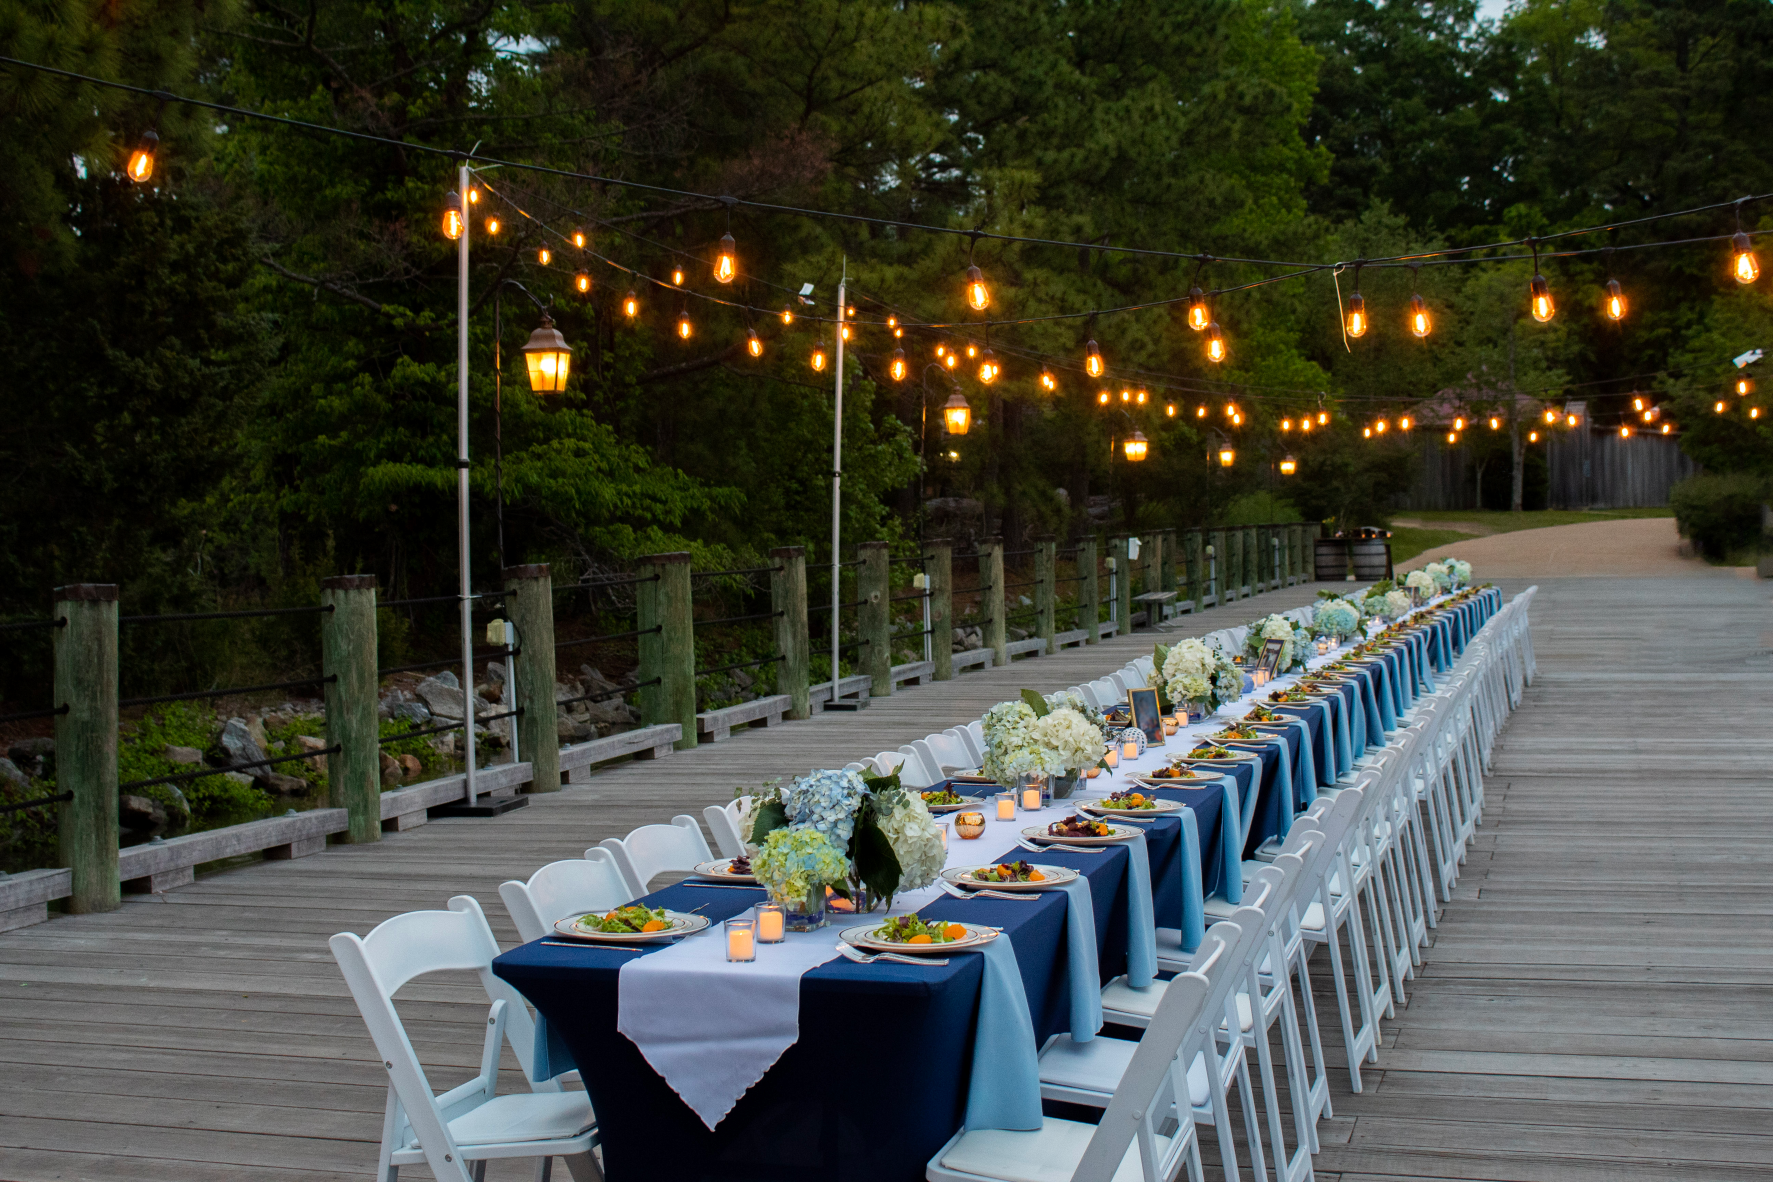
left=1160, top=527, right=1177, bottom=594
left=1110, top=536, right=1131, bottom=634
left=503, top=564, right=560, bottom=792
left=1034, top=534, right=1056, bottom=654
left=321, top=575, right=379, bottom=842
left=54, top=584, right=119, bottom=914
left=771, top=546, right=810, bottom=718
left=639, top=552, right=696, bottom=750
left=859, top=541, right=892, bottom=696
left=1077, top=536, right=1100, bottom=643
left=980, top=537, right=1006, bottom=667
left=1209, top=530, right=1227, bottom=603
left=1244, top=526, right=1259, bottom=596
left=927, top=541, right=954, bottom=680
left=1185, top=529, right=1204, bottom=612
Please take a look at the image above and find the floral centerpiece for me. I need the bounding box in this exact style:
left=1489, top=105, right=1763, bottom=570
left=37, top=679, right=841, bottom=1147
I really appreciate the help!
left=746, top=767, right=945, bottom=924
left=1312, top=597, right=1362, bottom=639
left=1444, top=558, right=1472, bottom=587
left=1404, top=569, right=1437, bottom=600
left=1161, top=637, right=1245, bottom=714
left=1243, top=614, right=1310, bottom=673
left=1384, top=588, right=1412, bottom=616
left=1422, top=561, right=1453, bottom=593
left=982, top=690, right=1105, bottom=790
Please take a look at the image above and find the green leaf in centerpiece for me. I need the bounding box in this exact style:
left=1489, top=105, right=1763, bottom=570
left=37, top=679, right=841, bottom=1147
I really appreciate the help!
left=749, top=799, right=789, bottom=844
left=849, top=807, right=903, bottom=902
left=1021, top=688, right=1051, bottom=717
left=861, top=768, right=902, bottom=795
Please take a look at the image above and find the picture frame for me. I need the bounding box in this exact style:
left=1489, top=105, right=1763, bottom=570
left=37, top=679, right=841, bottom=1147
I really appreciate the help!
left=1254, top=638, right=1286, bottom=678
left=1128, top=686, right=1164, bottom=745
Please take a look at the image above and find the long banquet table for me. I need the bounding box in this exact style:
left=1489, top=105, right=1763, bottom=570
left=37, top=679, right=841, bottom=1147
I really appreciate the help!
left=492, top=587, right=1501, bottom=1181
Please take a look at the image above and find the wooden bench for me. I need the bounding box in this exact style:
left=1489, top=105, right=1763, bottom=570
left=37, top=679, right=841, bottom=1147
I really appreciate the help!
left=697, top=694, right=791, bottom=743
left=1134, top=589, right=1180, bottom=622
left=558, top=723, right=683, bottom=785
left=810, top=674, right=874, bottom=710
left=380, top=760, right=530, bottom=830
left=1005, top=637, right=1047, bottom=660
left=891, top=660, right=935, bottom=687
left=1053, top=627, right=1090, bottom=649
left=951, top=646, right=995, bottom=671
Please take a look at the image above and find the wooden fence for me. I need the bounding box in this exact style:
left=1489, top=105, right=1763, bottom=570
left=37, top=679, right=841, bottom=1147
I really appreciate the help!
left=1399, top=430, right=1696, bottom=510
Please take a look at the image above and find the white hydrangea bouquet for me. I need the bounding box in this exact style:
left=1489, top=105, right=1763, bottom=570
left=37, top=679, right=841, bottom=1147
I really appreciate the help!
left=748, top=766, right=944, bottom=915
left=1405, top=569, right=1437, bottom=599
left=1384, top=588, right=1412, bottom=616
left=1161, top=637, right=1245, bottom=712
left=1312, top=597, right=1363, bottom=639
left=982, top=690, right=1104, bottom=784
left=1244, top=613, right=1310, bottom=673
left=1422, top=561, right=1453, bottom=593
left=1445, top=557, right=1472, bottom=587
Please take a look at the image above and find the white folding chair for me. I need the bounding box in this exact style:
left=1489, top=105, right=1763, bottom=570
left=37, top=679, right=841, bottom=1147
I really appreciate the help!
left=330, top=896, right=601, bottom=1182
left=598, top=815, right=713, bottom=897
left=499, top=850, right=635, bottom=944
left=948, top=724, right=986, bottom=766
left=897, top=743, right=942, bottom=786
left=932, top=921, right=1247, bottom=1182
left=924, top=731, right=977, bottom=774
left=703, top=796, right=755, bottom=859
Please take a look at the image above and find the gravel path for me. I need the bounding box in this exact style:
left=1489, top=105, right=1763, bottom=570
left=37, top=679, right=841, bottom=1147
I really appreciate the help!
left=1397, top=516, right=1737, bottom=577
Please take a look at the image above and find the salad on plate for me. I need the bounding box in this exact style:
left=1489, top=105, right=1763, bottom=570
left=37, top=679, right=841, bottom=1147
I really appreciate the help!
left=576, top=906, right=674, bottom=934
left=1047, top=814, right=1114, bottom=838
left=872, top=915, right=970, bottom=945
left=921, top=788, right=967, bottom=807
left=969, top=861, right=1050, bottom=883
left=1093, top=790, right=1164, bottom=811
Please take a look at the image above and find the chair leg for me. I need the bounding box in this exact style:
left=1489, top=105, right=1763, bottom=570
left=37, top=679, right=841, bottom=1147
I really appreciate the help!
left=535, top=1156, right=554, bottom=1182
left=562, top=1151, right=605, bottom=1182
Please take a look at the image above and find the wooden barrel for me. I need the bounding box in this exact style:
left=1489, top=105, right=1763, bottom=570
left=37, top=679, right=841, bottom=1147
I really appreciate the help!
left=1350, top=539, right=1391, bottom=580
left=1313, top=537, right=1350, bottom=581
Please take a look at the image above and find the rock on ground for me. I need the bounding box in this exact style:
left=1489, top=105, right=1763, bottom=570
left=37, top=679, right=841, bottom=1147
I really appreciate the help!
left=164, top=744, right=203, bottom=765
left=416, top=674, right=466, bottom=720
left=215, top=719, right=267, bottom=770
left=119, top=794, right=168, bottom=830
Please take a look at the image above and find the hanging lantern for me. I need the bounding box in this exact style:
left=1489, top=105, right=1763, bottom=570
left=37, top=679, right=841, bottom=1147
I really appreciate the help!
left=1732, top=230, right=1760, bottom=284
left=1123, top=431, right=1150, bottom=462
left=537, top=247, right=551, bottom=266
left=1085, top=339, right=1105, bottom=377
left=811, top=345, right=828, bottom=372
left=676, top=308, right=693, bottom=340
left=746, top=328, right=763, bottom=358
left=623, top=289, right=639, bottom=318
left=1530, top=273, right=1554, bottom=322
left=714, top=232, right=737, bottom=284
left=890, top=348, right=907, bottom=381
left=442, top=191, right=464, bottom=240
left=1039, top=368, right=1057, bottom=392
left=1187, top=287, right=1209, bottom=332
left=1604, top=278, right=1627, bottom=321
left=126, top=130, right=159, bottom=183
left=574, top=272, right=591, bottom=295
left=1409, top=294, right=1432, bottom=338
left=521, top=314, right=572, bottom=393
left=1218, top=446, right=1235, bottom=467
left=1279, top=455, right=1297, bottom=475
left=1345, top=292, right=1368, bottom=338
left=942, top=390, right=972, bottom=434
left=965, top=264, right=990, bottom=311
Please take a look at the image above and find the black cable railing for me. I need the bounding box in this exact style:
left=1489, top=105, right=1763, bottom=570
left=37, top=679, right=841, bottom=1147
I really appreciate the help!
left=376, top=708, right=522, bottom=748
left=807, top=600, right=867, bottom=615
left=696, top=654, right=787, bottom=677
left=692, top=565, right=784, bottom=579
left=811, top=639, right=869, bottom=655
left=121, top=605, right=334, bottom=624
left=380, top=592, right=507, bottom=609
left=890, top=591, right=930, bottom=602
left=377, top=649, right=522, bottom=678
left=0, top=791, right=73, bottom=815
left=0, top=705, right=68, bottom=725
left=0, top=618, right=64, bottom=634
left=888, top=556, right=927, bottom=566
left=1002, top=580, right=1039, bottom=591
left=120, top=675, right=337, bottom=709
left=698, top=611, right=784, bottom=628
left=556, top=574, right=659, bottom=590
left=555, top=625, right=659, bottom=650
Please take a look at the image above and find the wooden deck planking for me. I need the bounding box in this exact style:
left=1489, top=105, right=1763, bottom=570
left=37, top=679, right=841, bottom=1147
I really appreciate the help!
left=0, top=586, right=1328, bottom=1182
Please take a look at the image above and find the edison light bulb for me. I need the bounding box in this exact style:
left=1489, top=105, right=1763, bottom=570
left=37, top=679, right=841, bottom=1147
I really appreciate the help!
left=1085, top=339, right=1104, bottom=377
left=1206, top=322, right=1226, bottom=363
left=1604, top=279, right=1626, bottom=321
left=715, top=233, right=737, bottom=284
left=126, top=130, right=158, bottom=182
left=538, top=247, right=551, bottom=266
left=1736, top=375, right=1755, bottom=396
left=1530, top=273, right=1554, bottom=322
left=442, top=192, right=464, bottom=241
left=1187, top=287, right=1208, bottom=332
left=978, top=350, right=1000, bottom=384
left=1346, top=292, right=1367, bottom=338
left=746, top=328, right=763, bottom=358
left=1281, top=419, right=1292, bottom=432
left=811, top=346, right=827, bottom=372
left=572, top=228, right=587, bottom=249
left=1039, top=369, right=1057, bottom=392
left=781, top=307, right=794, bottom=326
left=671, top=267, right=684, bottom=286
left=575, top=272, right=591, bottom=294
left=1376, top=419, right=1388, bottom=434
left=623, top=290, right=639, bottom=318
left=890, top=348, right=906, bottom=381
left=676, top=311, right=693, bottom=340
left=486, top=217, right=501, bottom=236
left=1409, top=294, right=1431, bottom=338
left=1454, top=417, right=1466, bottom=431
left=1097, top=391, right=1110, bottom=405
left=1733, top=231, right=1759, bottom=284
left=965, top=264, right=989, bottom=311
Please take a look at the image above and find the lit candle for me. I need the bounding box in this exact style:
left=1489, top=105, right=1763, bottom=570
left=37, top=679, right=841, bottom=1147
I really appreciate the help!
left=1123, top=738, right=1140, bottom=760
left=1103, top=748, right=1118, bottom=768
left=1022, top=786, right=1042, bottom=811
left=1163, top=716, right=1178, bottom=735
left=996, top=792, right=1017, bottom=820
left=754, top=903, right=785, bottom=943
left=725, top=918, right=756, bottom=962
left=1085, top=765, right=1100, bottom=778
left=938, top=821, right=949, bottom=848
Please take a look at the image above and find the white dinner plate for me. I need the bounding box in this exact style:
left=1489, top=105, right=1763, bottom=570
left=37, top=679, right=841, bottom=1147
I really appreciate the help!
left=1078, top=796, right=1186, bottom=819
left=552, top=910, right=711, bottom=943
left=840, top=921, right=998, bottom=955
left=691, top=859, right=757, bottom=883
left=919, top=792, right=982, bottom=815
left=1130, top=772, right=1219, bottom=790
left=939, top=864, right=1079, bottom=891
left=1021, top=823, right=1140, bottom=847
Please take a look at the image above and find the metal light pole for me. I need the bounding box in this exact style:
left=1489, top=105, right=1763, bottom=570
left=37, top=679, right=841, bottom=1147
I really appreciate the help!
left=455, top=160, right=479, bottom=805
left=828, top=262, right=846, bottom=696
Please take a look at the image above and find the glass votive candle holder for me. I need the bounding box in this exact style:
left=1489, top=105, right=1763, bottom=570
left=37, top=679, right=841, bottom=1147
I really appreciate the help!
left=1103, top=747, right=1119, bottom=768
left=1162, top=715, right=1178, bottom=735
left=1021, top=784, right=1042, bottom=811
left=996, top=791, right=1017, bottom=821
left=725, top=917, right=756, bottom=962
left=955, top=811, right=986, bottom=839
left=936, top=818, right=950, bottom=849
left=754, top=902, right=786, bottom=944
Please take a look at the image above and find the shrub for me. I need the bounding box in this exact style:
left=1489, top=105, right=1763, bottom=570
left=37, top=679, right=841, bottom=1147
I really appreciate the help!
left=1669, top=473, right=1768, bottom=558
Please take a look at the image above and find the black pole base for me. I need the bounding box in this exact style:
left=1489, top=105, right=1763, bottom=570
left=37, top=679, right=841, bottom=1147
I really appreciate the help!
left=432, top=794, right=531, bottom=818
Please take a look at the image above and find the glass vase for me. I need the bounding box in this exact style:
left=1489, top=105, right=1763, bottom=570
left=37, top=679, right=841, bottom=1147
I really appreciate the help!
left=1052, top=773, right=1078, bottom=800
left=776, top=883, right=826, bottom=932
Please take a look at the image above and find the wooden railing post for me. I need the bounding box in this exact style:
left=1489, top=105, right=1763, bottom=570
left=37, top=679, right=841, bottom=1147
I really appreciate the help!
left=1290, top=523, right=1305, bottom=582
left=1209, top=529, right=1226, bottom=603
left=1160, top=527, right=1177, bottom=594
left=1185, top=528, right=1204, bottom=613
left=980, top=537, right=1007, bottom=667
left=638, top=552, right=696, bottom=750
left=503, top=564, right=559, bottom=793
left=1034, top=534, right=1057, bottom=654
left=1142, top=532, right=1162, bottom=601
left=54, top=584, right=119, bottom=914
left=926, top=540, right=954, bottom=680
left=1242, top=526, right=1258, bottom=597
left=858, top=541, right=892, bottom=697
left=1077, top=536, right=1101, bottom=643
left=321, top=575, right=380, bottom=840
left=1109, top=535, right=1131, bottom=635
left=770, top=546, right=810, bottom=718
